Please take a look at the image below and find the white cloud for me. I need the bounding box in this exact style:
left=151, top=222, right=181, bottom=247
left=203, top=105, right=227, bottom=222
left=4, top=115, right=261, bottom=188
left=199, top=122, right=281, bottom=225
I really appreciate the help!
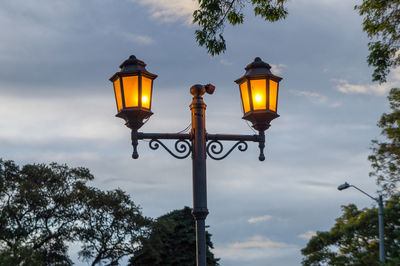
left=333, top=79, right=390, bottom=95
left=248, top=214, right=272, bottom=224
left=230, top=236, right=292, bottom=249
left=333, top=123, right=372, bottom=130
left=292, top=0, right=355, bottom=10
left=289, top=90, right=327, bottom=104
left=333, top=67, right=400, bottom=96
left=392, top=65, right=400, bottom=80
left=298, top=230, right=316, bottom=240
left=213, top=236, right=296, bottom=261
left=330, top=102, right=343, bottom=108
left=121, top=32, right=154, bottom=45
left=270, top=64, right=286, bottom=75
left=220, top=58, right=233, bottom=66
left=129, top=0, right=198, bottom=24
left=0, top=92, right=123, bottom=143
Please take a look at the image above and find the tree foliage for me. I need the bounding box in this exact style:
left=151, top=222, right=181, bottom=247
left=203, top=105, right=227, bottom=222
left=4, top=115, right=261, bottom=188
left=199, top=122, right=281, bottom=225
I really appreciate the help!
left=193, top=0, right=399, bottom=83
left=356, top=0, right=400, bottom=83
left=0, top=159, right=149, bottom=265
left=76, top=187, right=150, bottom=266
left=130, top=206, right=220, bottom=266
left=369, top=88, right=400, bottom=195
left=0, top=159, right=92, bottom=265
left=301, top=196, right=400, bottom=266
left=193, top=0, right=288, bottom=56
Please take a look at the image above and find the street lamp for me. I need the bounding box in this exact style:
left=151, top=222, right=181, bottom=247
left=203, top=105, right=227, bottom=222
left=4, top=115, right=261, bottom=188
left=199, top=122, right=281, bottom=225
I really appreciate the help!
left=338, top=182, right=385, bottom=263
left=235, top=57, right=281, bottom=132
left=109, top=55, right=157, bottom=139
left=110, top=55, right=283, bottom=266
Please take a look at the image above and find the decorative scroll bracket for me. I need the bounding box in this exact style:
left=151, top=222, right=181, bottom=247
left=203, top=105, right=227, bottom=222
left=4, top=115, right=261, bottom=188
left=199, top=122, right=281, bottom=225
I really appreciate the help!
left=131, top=132, right=191, bottom=159
left=206, top=133, right=265, bottom=161
left=206, top=140, right=248, bottom=160
left=148, top=139, right=192, bottom=159
left=131, top=131, right=265, bottom=161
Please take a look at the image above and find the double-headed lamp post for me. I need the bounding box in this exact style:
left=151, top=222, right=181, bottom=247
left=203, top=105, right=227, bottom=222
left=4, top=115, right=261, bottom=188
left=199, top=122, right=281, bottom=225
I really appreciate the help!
left=338, top=182, right=385, bottom=263
left=110, top=55, right=282, bottom=266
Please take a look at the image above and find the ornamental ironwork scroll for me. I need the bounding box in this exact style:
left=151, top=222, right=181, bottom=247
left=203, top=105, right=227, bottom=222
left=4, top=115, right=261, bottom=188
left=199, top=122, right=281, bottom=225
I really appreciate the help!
left=149, top=139, right=192, bottom=159
left=206, top=140, right=248, bottom=160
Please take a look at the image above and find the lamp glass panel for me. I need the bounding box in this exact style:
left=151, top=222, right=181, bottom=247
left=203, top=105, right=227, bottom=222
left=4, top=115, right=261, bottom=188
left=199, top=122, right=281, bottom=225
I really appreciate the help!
left=141, top=76, right=152, bottom=109
left=240, top=81, right=251, bottom=113
left=113, top=78, right=123, bottom=111
left=269, top=80, right=278, bottom=112
left=250, top=79, right=267, bottom=110
left=122, top=76, right=139, bottom=107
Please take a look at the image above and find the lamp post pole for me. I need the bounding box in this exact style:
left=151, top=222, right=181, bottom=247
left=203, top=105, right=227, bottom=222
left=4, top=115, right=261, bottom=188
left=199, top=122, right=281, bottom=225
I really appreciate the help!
left=338, top=182, right=385, bottom=263
left=190, top=84, right=209, bottom=265
left=378, top=194, right=384, bottom=263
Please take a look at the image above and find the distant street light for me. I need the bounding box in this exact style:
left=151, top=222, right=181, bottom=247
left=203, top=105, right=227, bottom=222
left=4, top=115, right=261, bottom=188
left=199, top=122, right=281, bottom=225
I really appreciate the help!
left=110, top=55, right=283, bottom=266
left=338, top=182, right=385, bottom=263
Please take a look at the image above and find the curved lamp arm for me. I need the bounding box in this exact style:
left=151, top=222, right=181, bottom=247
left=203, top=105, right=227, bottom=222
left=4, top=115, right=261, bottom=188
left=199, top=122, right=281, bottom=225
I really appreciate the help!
left=350, top=184, right=379, bottom=202
left=338, top=182, right=379, bottom=202
left=130, top=131, right=266, bottom=161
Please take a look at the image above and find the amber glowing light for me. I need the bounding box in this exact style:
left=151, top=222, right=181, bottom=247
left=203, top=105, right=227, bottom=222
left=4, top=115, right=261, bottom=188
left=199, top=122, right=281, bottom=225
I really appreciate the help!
left=113, top=79, right=123, bottom=111
left=110, top=55, right=157, bottom=130
left=110, top=56, right=156, bottom=112
left=235, top=57, right=282, bottom=131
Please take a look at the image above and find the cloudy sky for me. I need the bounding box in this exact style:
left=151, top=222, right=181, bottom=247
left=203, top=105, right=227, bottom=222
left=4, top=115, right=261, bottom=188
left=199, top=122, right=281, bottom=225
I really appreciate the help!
left=0, top=0, right=398, bottom=265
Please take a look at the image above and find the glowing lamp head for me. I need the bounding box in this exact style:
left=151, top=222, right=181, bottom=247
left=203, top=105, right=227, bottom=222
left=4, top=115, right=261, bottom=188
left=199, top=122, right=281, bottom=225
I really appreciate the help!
left=110, top=55, right=157, bottom=130
left=235, top=57, right=282, bottom=132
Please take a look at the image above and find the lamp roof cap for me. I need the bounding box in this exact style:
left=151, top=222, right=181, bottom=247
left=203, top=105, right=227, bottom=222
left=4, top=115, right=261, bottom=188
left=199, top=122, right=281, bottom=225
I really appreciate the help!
left=119, top=55, right=147, bottom=72
left=244, top=57, right=272, bottom=75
